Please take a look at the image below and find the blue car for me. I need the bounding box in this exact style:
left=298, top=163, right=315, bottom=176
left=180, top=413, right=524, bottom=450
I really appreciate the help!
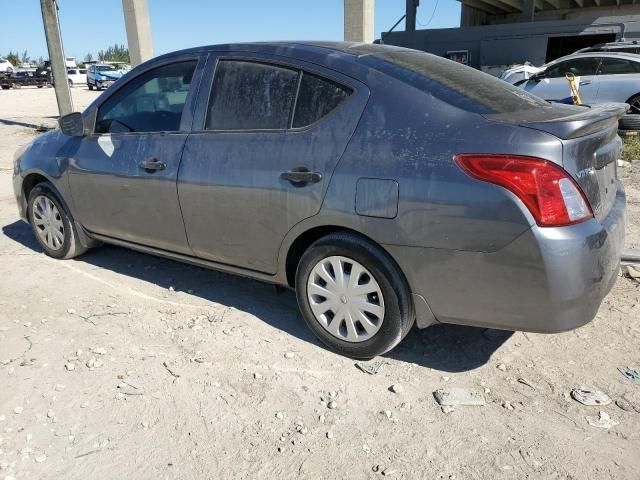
left=86, top=63, right=123, bottom=90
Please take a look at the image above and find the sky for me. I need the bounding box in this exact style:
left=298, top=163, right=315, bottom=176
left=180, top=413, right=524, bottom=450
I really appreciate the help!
left=0, top=0, right=461, bottom=62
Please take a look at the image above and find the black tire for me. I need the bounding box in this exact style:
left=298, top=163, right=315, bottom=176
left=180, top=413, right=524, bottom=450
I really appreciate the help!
left=27, top=182, right=87, bottom=260
left=295, top=232, right=415, bottom=359
left=88, top=83, right=93, bottom=90
left=619, top=114, right=640, bottom=131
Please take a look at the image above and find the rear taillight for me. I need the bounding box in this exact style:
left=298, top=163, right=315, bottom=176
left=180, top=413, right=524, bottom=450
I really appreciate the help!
left=454, top=154, right=593, bottom=227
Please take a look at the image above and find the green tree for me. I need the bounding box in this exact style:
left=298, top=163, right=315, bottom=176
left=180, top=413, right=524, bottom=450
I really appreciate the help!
left=84, top=52, right=93, bottom=62
left=20, top=50, right=29, bottom=65
left=97, top=44, right=129, bottom=63
left=6, top=51, right=20, bottom=66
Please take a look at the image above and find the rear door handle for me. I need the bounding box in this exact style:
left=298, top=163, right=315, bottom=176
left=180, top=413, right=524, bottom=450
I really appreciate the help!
left=281, top=166, right=322, bottom=185
left=139, top=157, right=166, bottom=172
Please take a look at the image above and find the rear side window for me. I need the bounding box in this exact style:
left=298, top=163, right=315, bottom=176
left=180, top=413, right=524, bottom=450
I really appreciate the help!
left=206, top=61, right=298, bottom=130
left=353, top=44, right=548, bottom=115
left=292, top=73, right=352, bottom=128
left=598, top=57, right=640, bottom=75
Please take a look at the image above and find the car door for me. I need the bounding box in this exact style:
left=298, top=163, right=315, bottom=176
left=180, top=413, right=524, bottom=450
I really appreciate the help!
left=523, top=57, right=600, bottom=103
left=178, top=55, right=369, bottom=273
left=68, top=56, right=204, bottom=254
left=595, top=56, right=640, bottom=104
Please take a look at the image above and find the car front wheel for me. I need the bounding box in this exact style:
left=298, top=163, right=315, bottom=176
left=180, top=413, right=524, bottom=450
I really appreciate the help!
left=27, top=182, right=87, bottom=260
left=295, top=232, right=414, bottom=359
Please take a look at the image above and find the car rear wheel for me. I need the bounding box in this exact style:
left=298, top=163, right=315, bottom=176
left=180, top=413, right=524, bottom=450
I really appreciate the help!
left=27, top=182, right=87, bottom=260
left=295, top=232, right=414, bottom=359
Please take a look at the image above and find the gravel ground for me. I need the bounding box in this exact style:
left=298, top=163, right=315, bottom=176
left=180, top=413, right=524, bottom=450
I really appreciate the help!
left=0, top=87, right=639, bottom=480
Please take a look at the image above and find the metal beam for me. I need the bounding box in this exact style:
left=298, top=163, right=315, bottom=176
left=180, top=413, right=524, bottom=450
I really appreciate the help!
left=522, top=0, right=535, bottom=20
left=40, top=0, right=72, bottom=116
left=544, top=0, right=562, bottom=8
left=573, top=0, right=584, bottom=6
left=460, top=0, right=503, bottom=14
left=480, top=0, right=518, bottom=12
left=405, top=0, right=418, bottom=31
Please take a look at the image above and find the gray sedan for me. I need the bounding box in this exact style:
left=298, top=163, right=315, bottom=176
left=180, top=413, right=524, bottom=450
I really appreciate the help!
left=12, top=42, right=626, bottom=358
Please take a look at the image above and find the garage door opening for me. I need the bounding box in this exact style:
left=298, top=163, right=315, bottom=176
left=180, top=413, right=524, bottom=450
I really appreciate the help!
left=546, top=34, right=617, bottom=62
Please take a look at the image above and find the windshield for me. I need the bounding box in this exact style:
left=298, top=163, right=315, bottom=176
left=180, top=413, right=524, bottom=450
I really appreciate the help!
left=349, top=44, right=549, bottom=114
left=97, top=65, right=117, bottom=72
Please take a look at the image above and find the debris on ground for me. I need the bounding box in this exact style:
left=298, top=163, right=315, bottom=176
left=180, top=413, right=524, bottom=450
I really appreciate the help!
left=571, top=388, right=612, bottom=406
left=389, top=384, right=403, bottom=394
left=622, top=265, right=640, bottom=283
left=618, top=367, right=640, bottom=385
left=433, top=388, right=486, bottom=407
left=586, top=411, right=619, bottom=429
left=354, top=360, right=386, bottom=375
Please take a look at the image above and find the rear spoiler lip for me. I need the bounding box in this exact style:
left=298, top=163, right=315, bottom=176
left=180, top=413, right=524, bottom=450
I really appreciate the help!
left=519, top=103, right=629, bottom=140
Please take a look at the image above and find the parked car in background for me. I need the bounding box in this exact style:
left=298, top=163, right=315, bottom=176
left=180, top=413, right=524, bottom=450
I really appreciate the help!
left=499, top=62, right=543, bottom=84
left=13, top=42, right=626, bottom=358
left=0, top=57, right=14, bottom=74
left=66, top=68, right=87, bottom=87
left=1, top=70, right=50, bottom=89
left=517, top=52, right=640, bottom=122
left=86, top=63, right=123, bottom=90
left=576, top=40, right=640, bottom=55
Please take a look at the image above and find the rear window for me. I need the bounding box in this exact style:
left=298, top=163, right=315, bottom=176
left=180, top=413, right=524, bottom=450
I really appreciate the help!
left=353, top=44, right=548, bottom=114
left=292, top=72, right=352, bottom=128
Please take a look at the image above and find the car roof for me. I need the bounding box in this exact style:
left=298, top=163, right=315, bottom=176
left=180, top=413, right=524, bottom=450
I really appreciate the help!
left=545, top=50, right=640, bottom=67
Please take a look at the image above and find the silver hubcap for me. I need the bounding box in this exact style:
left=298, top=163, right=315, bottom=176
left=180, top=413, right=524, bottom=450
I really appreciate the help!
left=32, top=195, right=65, bottom=251
left=630, top=98, right=640, bottom=115
left=307, top=256, right=385, bottom=343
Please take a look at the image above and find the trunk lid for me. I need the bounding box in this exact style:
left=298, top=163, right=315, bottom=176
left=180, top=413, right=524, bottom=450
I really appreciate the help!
left=487, top=103, right=627, bottom=222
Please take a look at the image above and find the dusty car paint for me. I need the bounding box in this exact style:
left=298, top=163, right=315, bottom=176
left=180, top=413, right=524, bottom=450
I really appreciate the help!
left=13, top=42, right=626, bottom=333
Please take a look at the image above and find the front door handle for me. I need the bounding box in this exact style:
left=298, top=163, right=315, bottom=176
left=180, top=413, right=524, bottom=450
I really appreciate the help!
left=580, top=80, right=593, bottom=86
left=139, top=157, right=166, bottom=172
left=281, top=166, right=322, bottom=185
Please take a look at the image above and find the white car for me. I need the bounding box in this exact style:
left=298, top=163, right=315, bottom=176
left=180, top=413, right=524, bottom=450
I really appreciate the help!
left=517, top=52, right=640, bottom=112
left=500, top=63, right=543, bottom=84
left=0, top=58, right=14, bottom=74
left=66, top=68, right=87, bottom=87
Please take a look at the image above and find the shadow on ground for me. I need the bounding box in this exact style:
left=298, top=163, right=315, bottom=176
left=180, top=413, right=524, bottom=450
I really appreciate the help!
left=3, top=220, right=512, bottom=372
left=0, top=118, right=55, bottom=130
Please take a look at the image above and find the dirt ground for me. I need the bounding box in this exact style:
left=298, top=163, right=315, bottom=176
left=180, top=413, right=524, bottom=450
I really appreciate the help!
left=1, top=86, right=639, bottom=480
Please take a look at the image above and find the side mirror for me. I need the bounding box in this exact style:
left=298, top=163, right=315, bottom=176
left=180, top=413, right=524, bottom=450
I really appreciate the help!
left=58, top=112, right=85, bottom=137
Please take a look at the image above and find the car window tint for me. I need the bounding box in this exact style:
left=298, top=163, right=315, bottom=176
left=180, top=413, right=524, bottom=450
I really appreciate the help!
left=206, top=60, right=298, bottom=130
left=598, top=57, right=640, bottom=75
left=292, top=72, right=352, bottom=128
left=351, top=44, right=548, bottom=114
left=545, top=58, right=600, bottom=78
left=95, top=60, right=196, bottom=134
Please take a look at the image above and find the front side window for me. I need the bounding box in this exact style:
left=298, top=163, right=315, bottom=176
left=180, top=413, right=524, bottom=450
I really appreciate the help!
left=598, top=57, right=640, bottom=75
left=95, top=60, right=196, bottom=134
left=206, top=61, right=298, bottom=131
left=544, top=58, right=600, bottom=78
left=292, top=73, right=352, bottom=128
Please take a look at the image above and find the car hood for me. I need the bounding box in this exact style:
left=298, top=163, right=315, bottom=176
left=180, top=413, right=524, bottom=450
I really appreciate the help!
left=95, top=71, right=122, bottom=80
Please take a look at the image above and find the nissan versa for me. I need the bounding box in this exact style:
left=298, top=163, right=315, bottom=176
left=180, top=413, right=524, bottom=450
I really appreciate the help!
left=12, top=42, right=626, bottom=358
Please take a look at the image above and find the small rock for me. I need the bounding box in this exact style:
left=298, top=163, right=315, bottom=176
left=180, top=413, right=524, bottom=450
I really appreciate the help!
left=284, top=352, right=295, bottom=359
left=327, top=401, right=337, bottom=410
left=586, top=410, right=618, bottom=429
left=275, top=412, right=284, bottom=420
left=497, top=364, right=507, bottom=372
left=67, top=308, right=76, bottom=315
left=389, top=384, right=403, bottom=394
left=65, top=363, right=75, bottom=371
left=434, top=388, right=485, bottom=406
left=13, top=406, right=23, bottom=415
left=326, top=431, right=334, bottom=439
left=168, top=286, right=175, bottom=292
left=253, top=373, right=263, bottom=380
left=502, top=401, right=514, bottom=410
left=35, top=453, right=47, bottom=463
left=382, top=467, right=397, bottom=476
left=318, top=414, right=325, bottom=423
left=92, top=347, right=107, bottom=355
left=80, top=402, right=89, bottom=409
left=46, top=410, right=55, bottom=419
left=372, top=465, right=380, bottom=473
left=193, top=352, right=207, bottom=363
left=441, top=405, right=455, bottom=414
left=571, top=388, right=611, bottom=406
left=383, top=410, right=392, bottom=418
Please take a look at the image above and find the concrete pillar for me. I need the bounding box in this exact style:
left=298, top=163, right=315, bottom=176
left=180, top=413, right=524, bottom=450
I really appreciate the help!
left=122, top=0, right=154, bottom=67
left=344, top=0, right=375, bottom=43
left=40, top=0, right=73, bottom=116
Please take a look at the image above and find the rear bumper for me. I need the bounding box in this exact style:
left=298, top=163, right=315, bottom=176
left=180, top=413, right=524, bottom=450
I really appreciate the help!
left=386, top=183, right=626, bottom=332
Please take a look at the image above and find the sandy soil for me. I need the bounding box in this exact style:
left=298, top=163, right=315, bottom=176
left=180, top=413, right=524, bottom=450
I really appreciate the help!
left=0, top=87, right=639, bottom=480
